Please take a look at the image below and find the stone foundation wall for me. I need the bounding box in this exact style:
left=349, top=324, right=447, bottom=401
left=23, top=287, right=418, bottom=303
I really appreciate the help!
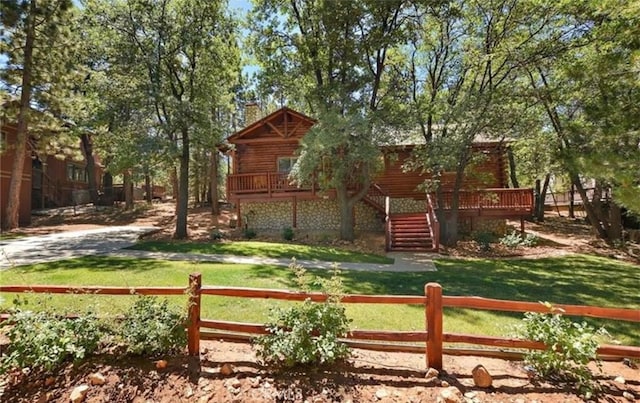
left=241, top=201, right=293, bottom=229
left=297, top=199, right=340, bottom=230
left=389, top=198, right=425, bottom=214
left=459, top=217, right=508, bottom=235
left=240, top=199, right=383, bottom=231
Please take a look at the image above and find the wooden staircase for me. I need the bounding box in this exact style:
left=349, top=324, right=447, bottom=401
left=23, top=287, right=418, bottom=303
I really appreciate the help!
left=362, top=184, right=440, bottom=252
left=387, top=213, right=436, bottom=252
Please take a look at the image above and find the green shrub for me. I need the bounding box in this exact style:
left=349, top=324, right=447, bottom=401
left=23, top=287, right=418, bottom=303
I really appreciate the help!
left=255, top=261, right=351, bottom=368
left=243, top=228, right=257, bottom=239
left=472, top=231, right=494, bottom=251
left=210, top=229, right=225, bottom=241
left=119, top=296, right=186, bottom=356
left=282, top=226, right=295, bottom=241
left=499, top=231, right=524, bottom=249
left=499, top=231, right=539, bottom=249
left=515, top=305, right=607, bottom=398
left=0, top=309, right=103, bottom=374
left=522, top=232, right=539, bottom=247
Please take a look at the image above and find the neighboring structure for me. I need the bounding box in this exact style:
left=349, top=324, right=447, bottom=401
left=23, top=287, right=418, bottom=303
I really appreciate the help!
left=222, top=107, right=534, bottom=251
left=1, top=122, right=103, bottom=226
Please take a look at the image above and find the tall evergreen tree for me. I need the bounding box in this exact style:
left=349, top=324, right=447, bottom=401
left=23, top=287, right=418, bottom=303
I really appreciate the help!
left=83, top=0, right=240, bottom=238
left=1, top=0, right=79, bottom=229
left=251, top=0, right=407, bottom=241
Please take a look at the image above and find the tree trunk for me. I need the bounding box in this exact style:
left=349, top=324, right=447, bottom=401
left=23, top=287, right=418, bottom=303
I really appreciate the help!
left=441, top=165, right=465, bottom=246
left=210, top=151, right=219, bottom=215
left=569, top=183, right=575, bottom=218
left=608, top=201, right=622, bottom=242
left=123, top=170, right=133, bottom=210
left=80, top=133, right=99, bottom=205
left=144, top=172, right=152, bottom=204
left=337, top=187, right=355, bottom=241
left=507, top=146, right=519, bottom=188
left=571, top=174, right=608, bottom=240
left=171, top=166, right=179, bottom=203
left=534, top=178, right=541, bottom=221
left=536, top=173, right=551, bottom=222
left=442, top=192, right=460, bottom=246
left=175, top=128, right=190, bottom=239
left=194, top=158, right=201, bottom=206
left=103, top=172, right=114, bottom=206
left=3, top=0, right=36, bottom=230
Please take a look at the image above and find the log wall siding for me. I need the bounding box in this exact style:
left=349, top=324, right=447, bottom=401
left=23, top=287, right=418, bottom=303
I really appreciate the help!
left=375, top=146, right=508, bottom=199
left=233, top=113, right=313, bottom=174
left=237, top=142, right=300, bottom=174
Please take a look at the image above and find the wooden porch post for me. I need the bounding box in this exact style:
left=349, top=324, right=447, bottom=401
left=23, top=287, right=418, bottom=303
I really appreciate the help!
left=292, top=197, right=297, bottom=228
left=187, top=273, right=202, bottom=356
left=426, top=283, right=443, bottom=370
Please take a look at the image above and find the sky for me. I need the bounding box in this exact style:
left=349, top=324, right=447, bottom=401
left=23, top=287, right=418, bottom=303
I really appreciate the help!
left=1, top=0, right=259, bottom=88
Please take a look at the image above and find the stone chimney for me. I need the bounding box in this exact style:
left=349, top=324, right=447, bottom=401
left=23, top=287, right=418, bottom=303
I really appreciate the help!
left=244, top=102, right=261, bottom=126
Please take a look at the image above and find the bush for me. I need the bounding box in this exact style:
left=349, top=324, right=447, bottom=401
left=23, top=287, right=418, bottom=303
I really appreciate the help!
left=119, top=296, right=187, bottom=356
left=210, top=229, right=225, bottom=241
left=499, top=231, right=539, bottom=249
left=499, top=231, right=524, bottom=249
left=522, top=232, right=539, bottom=247
left=0, top=308, right=103, bottom=374
left=472, top=231, right=494, bottom=251
left=243, top=228, right=257, bottom=239
left=282, top=226, right=295, bottom=241
left=515, top=305, right=607, bottom=398
left=255, top=261, right=351, bottom=368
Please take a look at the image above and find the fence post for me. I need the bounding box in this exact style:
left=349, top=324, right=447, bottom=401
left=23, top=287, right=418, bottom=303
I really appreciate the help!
left=188, top=273, right=202, bottom=356
left=425, top=282, right=443, bottom=370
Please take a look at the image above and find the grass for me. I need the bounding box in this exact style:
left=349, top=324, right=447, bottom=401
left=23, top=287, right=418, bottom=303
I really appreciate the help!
left=0, top=254, right=638, bottom=345
left=128, top=240, right=394, bottom=264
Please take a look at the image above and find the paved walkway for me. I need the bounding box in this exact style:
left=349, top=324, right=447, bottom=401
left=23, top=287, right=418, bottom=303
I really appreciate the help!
left=0, top=226, right=157, bottom=269
left=110, top=249, right=437, bottom=272
left=0, top=227, right=437, bottom=272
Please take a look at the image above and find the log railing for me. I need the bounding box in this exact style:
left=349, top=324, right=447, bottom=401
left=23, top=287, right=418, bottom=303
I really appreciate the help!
left=426, top=193, right=440, bottom=252
left=2, top=275, right=639, bottom=371
left=435, top=188, right=534, bottom=213
left=227, top=172, right=309, bottom=195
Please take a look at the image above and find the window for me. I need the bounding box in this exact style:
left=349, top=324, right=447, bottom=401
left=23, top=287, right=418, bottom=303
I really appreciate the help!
left=277, top=157, right=297, bottom=173
left=66, top=163, right=88, bottom=183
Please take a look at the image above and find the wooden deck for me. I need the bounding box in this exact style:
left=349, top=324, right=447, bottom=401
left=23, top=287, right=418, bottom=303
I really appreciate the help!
left=228, top=173, right=533, bottom=252
left=228, top=173, right=533, bottom=216
left=436, top=188, right=534, bottom=218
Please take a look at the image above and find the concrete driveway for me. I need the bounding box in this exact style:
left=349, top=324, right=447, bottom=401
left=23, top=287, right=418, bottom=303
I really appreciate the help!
left=0, top=226, right=157, bottom=269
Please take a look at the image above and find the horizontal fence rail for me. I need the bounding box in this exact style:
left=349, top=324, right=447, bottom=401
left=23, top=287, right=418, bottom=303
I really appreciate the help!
left=2, top=274, right=639, bottom=370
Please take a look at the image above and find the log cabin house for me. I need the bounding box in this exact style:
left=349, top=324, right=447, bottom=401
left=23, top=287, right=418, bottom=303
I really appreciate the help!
left=222, top=106, right=534, bottom=251
left=1, top=122, right=103, bottom=227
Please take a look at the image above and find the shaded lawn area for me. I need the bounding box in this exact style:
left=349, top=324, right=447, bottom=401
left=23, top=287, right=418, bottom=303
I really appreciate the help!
left=0, top=254, right=638, bottom=345
left=127, top=240, right=393, bottom=264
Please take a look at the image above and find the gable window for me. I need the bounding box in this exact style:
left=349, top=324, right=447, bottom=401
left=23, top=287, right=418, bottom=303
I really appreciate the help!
left=66, top=163, right=88, bottom=183
left=277, top=157, right=297, bottom=173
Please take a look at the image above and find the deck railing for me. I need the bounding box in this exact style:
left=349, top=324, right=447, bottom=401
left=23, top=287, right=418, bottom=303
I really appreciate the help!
left=426, top=193, right=440, bottom=252
left=3, top=274, right=639, bottom=371
left=227, top=172, right=310, bottom=195
left=435, top=188, right=534, bottom=212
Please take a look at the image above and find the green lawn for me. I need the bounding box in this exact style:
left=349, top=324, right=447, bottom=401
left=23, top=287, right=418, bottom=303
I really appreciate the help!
left=128, top=240, right=394, bottom=264
left=1, top=254, right=638, bottom=345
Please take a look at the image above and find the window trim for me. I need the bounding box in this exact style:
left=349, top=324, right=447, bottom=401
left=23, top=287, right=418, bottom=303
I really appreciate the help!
left=277, top=156, right=297, bottom=173
left=66, top=163, right=88, bottom=183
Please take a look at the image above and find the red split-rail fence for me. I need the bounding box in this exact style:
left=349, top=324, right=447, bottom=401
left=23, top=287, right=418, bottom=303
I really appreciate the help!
left=1, top=273, right=639, bottom=370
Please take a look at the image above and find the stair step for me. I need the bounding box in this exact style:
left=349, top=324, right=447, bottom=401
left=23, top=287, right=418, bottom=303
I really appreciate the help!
left=389, top=247, right=437, bottom=252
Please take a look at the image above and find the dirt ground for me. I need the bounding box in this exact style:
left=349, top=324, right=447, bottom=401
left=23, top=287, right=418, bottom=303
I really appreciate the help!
left=2, top=201, right=639, bottom=402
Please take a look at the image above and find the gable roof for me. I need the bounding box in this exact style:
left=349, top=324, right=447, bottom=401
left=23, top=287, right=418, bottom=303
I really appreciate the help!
left=226, top=107, right=316, bottom=143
